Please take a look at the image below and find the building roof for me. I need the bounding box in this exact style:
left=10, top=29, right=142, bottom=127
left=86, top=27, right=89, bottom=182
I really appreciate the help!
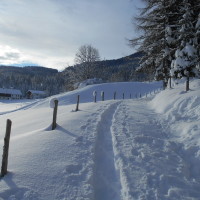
left=0, top=88, right=22, bottom=95
left=27, top=90, right=46, bottom=95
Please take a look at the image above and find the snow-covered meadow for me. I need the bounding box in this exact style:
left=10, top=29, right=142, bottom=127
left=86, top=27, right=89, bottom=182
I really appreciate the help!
left=0, top=80, right=200, bottom=200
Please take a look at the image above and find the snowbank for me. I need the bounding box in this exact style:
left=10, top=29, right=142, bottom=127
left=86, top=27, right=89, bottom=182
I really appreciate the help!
left=74, top=78, right=103, bottom=89
left=0, top=80, right=199, bottom=199
left=150, top=78, right=200, bottom=147
left=0, top=81, right=162, bottom=200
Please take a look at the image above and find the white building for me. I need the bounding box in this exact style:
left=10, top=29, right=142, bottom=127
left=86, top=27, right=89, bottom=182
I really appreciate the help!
left=27, top=90, right=46, bottom=99
left=0, top=88, right=22, bottom=100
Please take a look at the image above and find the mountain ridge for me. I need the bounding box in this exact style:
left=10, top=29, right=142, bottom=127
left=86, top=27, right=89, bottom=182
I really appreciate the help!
left=0, top=52, right=147, bottom=96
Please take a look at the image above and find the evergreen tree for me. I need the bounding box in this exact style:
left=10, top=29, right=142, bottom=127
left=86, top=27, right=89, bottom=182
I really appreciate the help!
left=170, top=0, right=198, bottom=90
left=195, top=13, right=200, bottom=74
left=130, top=0, right=182, bottom=88
left=131, top=0, right=200, bottom=90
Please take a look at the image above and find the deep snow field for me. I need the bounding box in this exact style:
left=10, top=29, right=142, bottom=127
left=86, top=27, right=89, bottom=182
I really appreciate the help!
left=0, top=80, right=199, bottom=200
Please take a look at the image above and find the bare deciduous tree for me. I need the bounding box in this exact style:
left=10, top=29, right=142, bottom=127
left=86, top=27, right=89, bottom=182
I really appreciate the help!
left=75, top=44, right=100, bottom=64
left=74, top=44, right=100, bottom=80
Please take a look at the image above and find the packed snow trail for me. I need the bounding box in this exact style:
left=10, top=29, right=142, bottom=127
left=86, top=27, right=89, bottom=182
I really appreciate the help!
left=109, top=99, right=200, bottom=200
left=94, top=102, right=122, bottom=200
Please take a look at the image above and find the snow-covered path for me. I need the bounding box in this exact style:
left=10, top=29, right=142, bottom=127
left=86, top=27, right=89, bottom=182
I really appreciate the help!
left=94, top=102, right=121, bottom=200
left=1, top=80, right=200, bottom=200
left=109, top=99, right=200, bottom=200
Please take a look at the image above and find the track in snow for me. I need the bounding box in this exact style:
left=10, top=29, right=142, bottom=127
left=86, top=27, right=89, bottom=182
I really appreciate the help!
left=94, top=102, right=122, bottom=200
left=110, top=99, right=200, bottom=200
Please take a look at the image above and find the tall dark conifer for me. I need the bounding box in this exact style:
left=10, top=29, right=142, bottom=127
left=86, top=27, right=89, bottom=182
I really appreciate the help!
left=131, top=0, right=200, bottom=88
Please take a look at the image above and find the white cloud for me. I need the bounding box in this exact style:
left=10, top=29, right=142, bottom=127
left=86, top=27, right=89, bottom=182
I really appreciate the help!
left=0, top=45, right=23, bottom=64
left=0, top=0, right=141, bottom=70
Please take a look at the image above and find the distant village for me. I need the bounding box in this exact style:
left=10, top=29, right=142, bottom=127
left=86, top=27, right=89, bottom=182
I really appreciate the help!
left=0, top=88, right=46, bottom=100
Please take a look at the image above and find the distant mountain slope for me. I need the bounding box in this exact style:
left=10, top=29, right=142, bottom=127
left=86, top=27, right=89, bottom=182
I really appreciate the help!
left=0, top=66, right=63, bottom=96
left=62, top=51, right=148, bottom=90
left=0, top=66, right=58, bottom=75
left=96, top=51, right=143, bottom=67
left=0, top=52, right=147, bottom=95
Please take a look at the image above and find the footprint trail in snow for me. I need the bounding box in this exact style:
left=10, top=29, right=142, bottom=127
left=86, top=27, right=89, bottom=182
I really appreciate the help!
left=93, top=99, right=200, bottom=200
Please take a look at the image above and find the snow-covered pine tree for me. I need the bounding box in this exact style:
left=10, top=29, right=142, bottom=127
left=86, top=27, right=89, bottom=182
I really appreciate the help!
left=162, top=0, right=182, bottom=88
left=130, top=0, right=181, bottom=89
left=170, top=0, right=198, bottom=91
left=195, top=13, right=200, bottom=75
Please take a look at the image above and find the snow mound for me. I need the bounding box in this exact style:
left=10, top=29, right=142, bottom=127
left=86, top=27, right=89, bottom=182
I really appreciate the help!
left=49, top=97, right=58, bottom=108
left=150, top=78, right=200, bottom=147
left=75, top=78, right=103, bottom=89
left=30, top=81, right=162, bottom=109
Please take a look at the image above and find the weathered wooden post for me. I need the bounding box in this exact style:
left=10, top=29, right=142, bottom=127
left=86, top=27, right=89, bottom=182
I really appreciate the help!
left=169, top=76, right=172, bottom=89
left=52, top=99, right=58, bottom=130
left=93, top=91, right=97, bottom=103
left=1, top=119, right=12, bottom=177
left=101, top=91, right=104, bottom=101
left=186, top=73, right=190, bottom=91
left=75, top=95, right=80, bottom=111
left=114, top=91, right=116, bottom=100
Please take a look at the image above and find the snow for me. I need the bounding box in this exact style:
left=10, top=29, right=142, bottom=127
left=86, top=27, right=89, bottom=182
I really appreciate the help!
left=49, top=98, right=58, bottom=109
left=0, top=80, right=200, bottom=200
left=151, top=78, right=200, bottom=147
left=171, top=43, right=197, bottom=77
left=0, top=99, right=40, bottom=115
left=0, top=88, right=22, bottom=95
left=76, top=78, right=103, bottom=89
left=196, top=16, right=200, bottom=29
left=27, top=90, right=46, bottom=95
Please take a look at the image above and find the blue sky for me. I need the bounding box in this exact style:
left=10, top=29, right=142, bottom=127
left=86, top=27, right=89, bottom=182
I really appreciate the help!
left=0, top=0, right=143, bottom=70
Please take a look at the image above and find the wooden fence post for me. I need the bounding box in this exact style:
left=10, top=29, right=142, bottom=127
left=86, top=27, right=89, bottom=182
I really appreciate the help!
left=169, top=76, right=172, bottom=89
left=93, top=91, right=97, bottom=103
left=101, top=91, right=104, bottom=101
left=114, top=92, right=116, bottom=100
left=1, top=119, right=12, bottom=177
left=52, top=99, right=58, bottom=130
left=75, top=95, right=80, bottom=111
left=186, top=75, right=189, bottom=91
left=94, top=94, right=96, bottom=103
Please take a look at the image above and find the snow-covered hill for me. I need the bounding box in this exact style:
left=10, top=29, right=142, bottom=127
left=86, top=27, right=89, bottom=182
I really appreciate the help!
left=0, top=80, right=199, bottom=200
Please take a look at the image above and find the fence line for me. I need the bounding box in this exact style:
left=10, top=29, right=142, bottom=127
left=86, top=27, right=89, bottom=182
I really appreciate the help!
left=0, top=88, right=161, bottom=177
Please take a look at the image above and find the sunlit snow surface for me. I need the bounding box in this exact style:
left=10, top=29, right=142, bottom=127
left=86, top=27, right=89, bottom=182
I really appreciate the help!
left=0, top=80, right=200, bottom=200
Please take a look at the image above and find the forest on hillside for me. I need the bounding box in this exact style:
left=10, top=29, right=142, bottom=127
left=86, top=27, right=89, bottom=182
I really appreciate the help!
left=0, top=66, right=65, bottom=96
left=0, top=52, right=149, bottom=96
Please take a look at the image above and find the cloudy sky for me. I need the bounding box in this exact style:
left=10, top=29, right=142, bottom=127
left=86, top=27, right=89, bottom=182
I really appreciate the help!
left=0, top=0, right=143, bottom=71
